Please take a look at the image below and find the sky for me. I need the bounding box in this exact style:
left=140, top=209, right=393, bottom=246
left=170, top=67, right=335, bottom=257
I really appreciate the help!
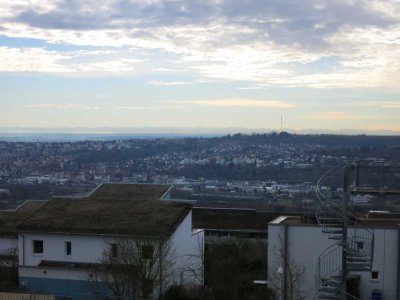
left=0, top=0, right=400, bottom=134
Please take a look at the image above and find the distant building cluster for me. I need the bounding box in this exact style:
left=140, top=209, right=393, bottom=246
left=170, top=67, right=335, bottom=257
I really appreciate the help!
left=0, top=139, right=345, bottom=187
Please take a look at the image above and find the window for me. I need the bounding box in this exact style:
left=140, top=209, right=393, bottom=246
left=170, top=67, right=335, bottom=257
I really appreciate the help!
left=372, top=271, right=379, bottom=280
left=65, top=241, right=72, bottom=256
left=111, top=243, right=118, bottom=257
left=371, top=289, right=382, bottom=299
left=141, top=245, right=154, bottom=259
left=33, top=240, right=43, bottom=254
left=356, top=241, right=364, bottom=250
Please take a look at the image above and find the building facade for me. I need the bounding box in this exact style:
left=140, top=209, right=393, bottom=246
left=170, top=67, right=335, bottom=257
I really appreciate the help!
left=16, top=184, right=204, bottom=299
left=268, top=216, right=400, bottom=299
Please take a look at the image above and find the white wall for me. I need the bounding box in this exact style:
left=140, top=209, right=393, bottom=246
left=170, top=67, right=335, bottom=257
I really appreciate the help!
left=18, top=212, right=201, bottom=272
left=352, top=227, right=399, bottom=299
left=19, top=233, right=110, bottom=267
left=171, top=211, right=204, bottom=286
left=18, top=210, right=204, bottom=298
left=0, top=236, right=18, bottom=252
left=268, top=223, right=400, bottom=299
left=0, top=236, right=18, bottom=267
left=268, top=224, right=336, bottom=298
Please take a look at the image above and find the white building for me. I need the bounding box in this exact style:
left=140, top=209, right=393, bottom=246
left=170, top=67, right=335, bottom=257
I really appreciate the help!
left=268, top=215, right=400, bottom=299
left=0, top=200, right=47, bottom=266
left=17, top=183, right=204, bottom=299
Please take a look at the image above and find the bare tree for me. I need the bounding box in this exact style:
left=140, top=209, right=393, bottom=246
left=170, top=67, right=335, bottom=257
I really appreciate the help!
left=184, top=236, right=205, bottom=286
left=0, top=247, right=18, bottom=291
left=90, top=237, right=176, bottom=299
left=269, top=234, right=308, bottom=300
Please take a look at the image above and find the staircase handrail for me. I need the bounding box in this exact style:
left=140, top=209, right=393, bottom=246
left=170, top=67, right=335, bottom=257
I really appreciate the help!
left=315, top=162, right=376, bottom=300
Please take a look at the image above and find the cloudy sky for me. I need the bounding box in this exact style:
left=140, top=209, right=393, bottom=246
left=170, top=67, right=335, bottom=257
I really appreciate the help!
left=1, top=0, right=400, bottom=133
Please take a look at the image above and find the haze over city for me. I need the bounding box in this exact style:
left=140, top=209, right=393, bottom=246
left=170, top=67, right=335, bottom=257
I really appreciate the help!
left=1, top=0, right=400, bottom=134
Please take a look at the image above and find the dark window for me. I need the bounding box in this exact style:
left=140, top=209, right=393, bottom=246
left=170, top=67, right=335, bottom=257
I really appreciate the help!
left=33, top=240, right=43, bottom=254
left=141, top=245, right=154, bottom=259
left=111, top=243, right=118, bottom=257
left=356, top=242, right=364, bottom=250
left=65, top=241, right=72, bottom=256
left=372, top=271, right=379, bottom=280
left=371, top=289, right=382, bottom=300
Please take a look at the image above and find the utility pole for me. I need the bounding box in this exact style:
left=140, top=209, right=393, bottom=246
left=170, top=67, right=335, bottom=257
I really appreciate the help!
left=283, top=221, right=288, bottom=300
left=341, top=166, right=349, bottom=299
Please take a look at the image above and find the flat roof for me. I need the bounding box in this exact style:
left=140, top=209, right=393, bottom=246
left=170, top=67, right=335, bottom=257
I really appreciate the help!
left=269, top=215, right=400, bottom=228
left=19, top=184, right=191, bottom=237
left=0, top=200, right=48, bottom=236
left=193, top=208, right=304, bottom=231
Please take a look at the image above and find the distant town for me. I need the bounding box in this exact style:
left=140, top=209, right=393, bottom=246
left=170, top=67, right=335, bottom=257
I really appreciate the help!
left=1, top=133, right=399, bottom=212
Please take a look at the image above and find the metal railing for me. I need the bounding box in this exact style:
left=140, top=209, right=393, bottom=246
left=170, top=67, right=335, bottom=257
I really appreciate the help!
left=315, top=162, right=375, bottom=300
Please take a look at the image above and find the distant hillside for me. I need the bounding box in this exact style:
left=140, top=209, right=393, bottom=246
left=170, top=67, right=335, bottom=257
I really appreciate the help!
left=218, top=132, right=400, bottom=147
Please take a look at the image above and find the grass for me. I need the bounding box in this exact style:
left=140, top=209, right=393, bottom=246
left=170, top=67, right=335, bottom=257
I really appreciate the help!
left=19, top=184, right=191, bottom=237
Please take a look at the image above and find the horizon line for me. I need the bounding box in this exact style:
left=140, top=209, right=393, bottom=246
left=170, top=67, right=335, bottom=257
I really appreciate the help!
left=0, top=126, right=400, bottom=136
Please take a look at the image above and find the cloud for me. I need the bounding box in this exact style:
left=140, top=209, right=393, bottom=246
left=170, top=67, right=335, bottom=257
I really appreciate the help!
left=352, top=101, right=400, bottom=108
left=0, top=47, right=71, bottom=72
left=0, top=0, right=400, bottom=87
left=4, top=0, right=396, bottom=43
left=152, top=67, right=182, bottom=72
left=364, top=124, right=400, bottom=132
left=26, top=103, right=101, bottom=110
left=175, top=98, right=296, bottom=108
left=7, top=0, right=215, bottom=30
left=237, top=86, right=265, bottom=90
left=0, top=46, right=142, bottom=74
left=117, top=106, right=156, bottom=110
left=302, top=111, right=374, bottom=120
left=71, top=58, right=142, bottom=73
left=381, top=102, right=400, bottom=108
left=148, top=80, right=192, bottom=86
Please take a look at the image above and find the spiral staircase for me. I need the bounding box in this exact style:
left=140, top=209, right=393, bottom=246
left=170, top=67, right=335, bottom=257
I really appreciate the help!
left=315, top=163, right=375, bottom=300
